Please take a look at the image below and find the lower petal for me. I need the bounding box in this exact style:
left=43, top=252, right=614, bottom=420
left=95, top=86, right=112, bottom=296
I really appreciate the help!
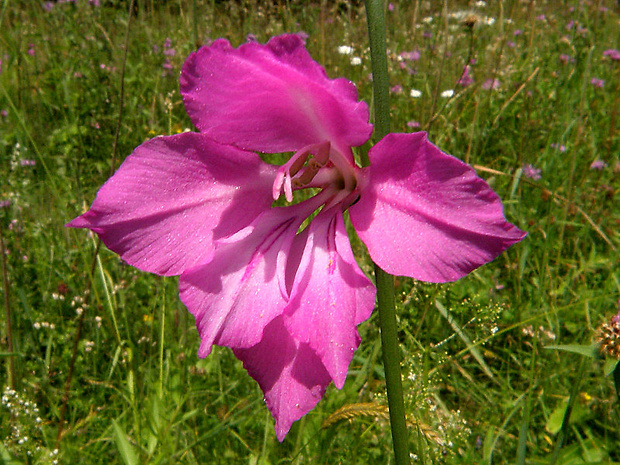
left=179, top=198, right=324, bottom=358
left=234, top=316, right=331, bottom=442
left=284, top=209, right=376, bottom=388
left=350, top=132, right=526, bottom=283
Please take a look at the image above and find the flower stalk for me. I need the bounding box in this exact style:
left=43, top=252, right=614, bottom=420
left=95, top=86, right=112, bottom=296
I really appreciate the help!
left=363, top=1, right=410, bottom=463
left=0, top=220, right=15, bottom=390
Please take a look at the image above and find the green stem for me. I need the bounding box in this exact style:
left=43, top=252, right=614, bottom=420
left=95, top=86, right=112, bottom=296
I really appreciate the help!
left=0, top=220, right=15, bottom=390
left=363, top=1, right=409, bottom=464
left=363, top=0, right=391, bottom=140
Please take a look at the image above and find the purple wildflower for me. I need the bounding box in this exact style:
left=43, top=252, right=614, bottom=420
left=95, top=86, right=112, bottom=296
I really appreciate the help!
left=522, top=164, right=542, bottom=180
left=42, top=1, right=55, bottom=12
left=590, top=160, right=607, bottom=170
left=550, top=143, right=566, bottom=152
left=513, top=29, right=523, bottom=36
left=559, top=54, right=573, bottom=64
left=457, top=65, right=474, bottom=87
left=603, top=49, right=620, bottom=61
left=1, top=110, right=8, bottom=118
left=482, top=78, right=501, bottom=90
left=400, top=50, right=421, bottom=61
left=590, top=78, right=605, bottom=88
left=390, top=84, right=403, bottom=94
left=68, top=35, right=525, bottom=440
left=406, top=120, right=421, bottom=128
left=0, top=200, right=9, bottom=209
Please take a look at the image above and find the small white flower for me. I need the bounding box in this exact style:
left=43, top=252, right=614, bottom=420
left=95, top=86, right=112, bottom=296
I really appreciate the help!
left=475, top=0, right=487, bottom=7
left=337, top=45, right=353, bottom=55
left=422, top=16, right=433, bottom=24
left=350, top=56, right=362, bottom=66
left=33, top=322, right=41, bottom=330
left=440, top=89, right=454, bottom=98
left=410, top=89, right=422, bottom=98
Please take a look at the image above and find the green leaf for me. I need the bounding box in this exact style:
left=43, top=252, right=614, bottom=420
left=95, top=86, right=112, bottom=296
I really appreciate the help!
left=544, top=344, right=599, bottom=358
left=603, top=358, right=619, bottom=377
left=113, top=420, right=139, bottom=465
left=545, top=398, right=588, bottom=435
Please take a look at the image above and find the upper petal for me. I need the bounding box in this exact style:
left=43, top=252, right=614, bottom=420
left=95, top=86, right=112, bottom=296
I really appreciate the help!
left=284, top=209, right=376, bottom=388
left=180, top=34, right=372, bottom=155
left=67, top=133, right=276, bottom=276
left=350, top=132, right=526, bottom=283
left=179, top=199, right=321, bottom=357
left=233, top=316, right=332, bottom=442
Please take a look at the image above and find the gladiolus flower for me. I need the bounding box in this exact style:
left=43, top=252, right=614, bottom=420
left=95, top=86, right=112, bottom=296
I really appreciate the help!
left=67, top=35, right=525, bottom=440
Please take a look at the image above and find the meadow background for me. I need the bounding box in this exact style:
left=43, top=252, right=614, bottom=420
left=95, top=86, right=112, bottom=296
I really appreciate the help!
left=1, top=0, right=619, bottom=463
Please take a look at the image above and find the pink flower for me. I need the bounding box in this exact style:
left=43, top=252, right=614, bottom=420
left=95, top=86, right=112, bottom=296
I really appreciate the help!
left=603, top=49, right=620, bottom=61
left=522, top=164, right=542, bottom=180
left=590, top=159, right=607, bottom=170
left=400, top=50, right=421, bottom=61
left=457, top=65, right=474, bottom=87
left=482, top=78, right=501, bottom=90
left=67, top=35, right=525, bottom=440
left=590, top=78, right=605, bottom=88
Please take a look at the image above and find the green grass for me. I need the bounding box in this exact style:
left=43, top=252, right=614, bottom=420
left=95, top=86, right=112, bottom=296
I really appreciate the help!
left=1, top=0, right=619, bottom=463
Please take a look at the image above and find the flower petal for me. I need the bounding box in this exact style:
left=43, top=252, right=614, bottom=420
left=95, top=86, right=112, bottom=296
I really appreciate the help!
left=284, top=209, right=375, bottom=388
left=67, top=133, right=276, bottom=276
left=234, top=316, right=331, bottom=442
left=179, top=200, right=320, bottom=358
left=180, top=34, right=372, bottom=155
left=350, top=132, right=526, bottom=283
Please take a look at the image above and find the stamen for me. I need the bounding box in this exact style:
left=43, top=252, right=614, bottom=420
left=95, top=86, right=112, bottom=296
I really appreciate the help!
left=272, top=141, right=331, bottom=202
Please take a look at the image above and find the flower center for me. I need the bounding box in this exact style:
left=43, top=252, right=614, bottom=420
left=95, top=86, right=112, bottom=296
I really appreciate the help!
left=271, top=141, right=350, bottom=197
